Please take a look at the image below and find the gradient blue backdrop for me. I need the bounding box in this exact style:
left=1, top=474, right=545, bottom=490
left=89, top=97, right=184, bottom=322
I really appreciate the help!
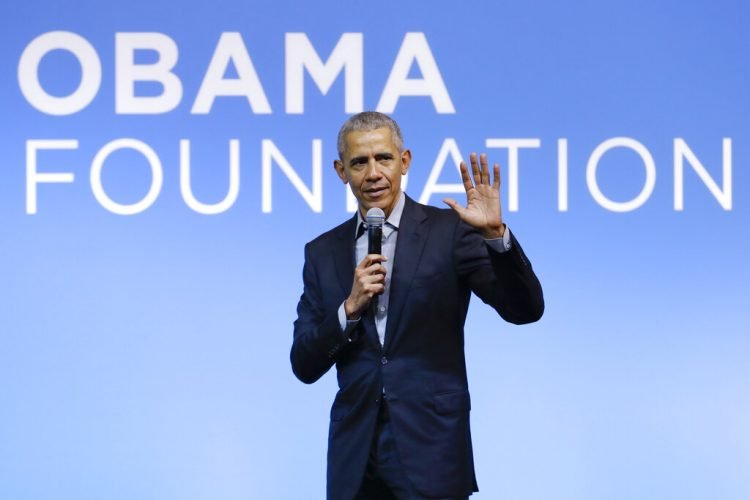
left=1, top=1, right=748, bottom=499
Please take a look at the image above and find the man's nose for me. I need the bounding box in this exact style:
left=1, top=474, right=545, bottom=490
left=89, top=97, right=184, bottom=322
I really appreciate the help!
left=365, top=159, right=382, bottom=179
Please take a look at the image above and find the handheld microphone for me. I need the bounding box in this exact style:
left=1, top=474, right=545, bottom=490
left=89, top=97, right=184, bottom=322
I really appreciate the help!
left=366, top=207, right=385, bottom=255
left=366, top=208, right=385, bottom=312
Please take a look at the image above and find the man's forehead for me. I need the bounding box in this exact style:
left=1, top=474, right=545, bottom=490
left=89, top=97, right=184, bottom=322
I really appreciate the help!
left=344, top=127, right=395, bottom=151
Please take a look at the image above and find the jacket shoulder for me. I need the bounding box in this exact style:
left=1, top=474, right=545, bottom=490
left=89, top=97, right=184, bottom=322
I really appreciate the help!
left=408, top=198, right=461, bottom=228
left=420, top=202, right=457, bottom=220
left=304, top=217, right=353, bottom=253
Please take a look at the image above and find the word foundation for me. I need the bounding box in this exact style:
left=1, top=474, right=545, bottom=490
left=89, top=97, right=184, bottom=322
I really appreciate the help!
left=26, top=137, right=732, bottom=215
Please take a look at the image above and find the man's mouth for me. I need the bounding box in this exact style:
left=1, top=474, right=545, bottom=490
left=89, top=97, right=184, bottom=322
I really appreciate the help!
left=365, top=187, right=387, bottom=198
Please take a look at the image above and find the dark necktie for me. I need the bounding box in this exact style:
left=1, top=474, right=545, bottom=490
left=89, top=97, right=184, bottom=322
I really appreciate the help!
left=355, top=221, right=366, bottom=241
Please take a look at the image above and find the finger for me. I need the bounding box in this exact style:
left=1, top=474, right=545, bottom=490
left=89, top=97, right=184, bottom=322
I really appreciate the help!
left=368, top=264, right=386, bottom=276
left=362, top=277, right=385, bottom=290
left=459, top=162, right=473, bottom=192
left=470, top=152, right=481, bottom=187
left=480, top=153, right=489, bottom=186
left=363, top=277, right=386, bottom=289
left=360, top=254, right=388, bottom=267
left=493, top=163, right=500, bottom=189
left=443, top=198, right=466, bottom=216
left=358, top=267, right=386, bottom=285
left=357, top=257, right=371, bottom=270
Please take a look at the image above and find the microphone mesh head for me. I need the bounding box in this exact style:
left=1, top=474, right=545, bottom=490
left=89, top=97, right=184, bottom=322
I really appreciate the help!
left=366, top=207, right=385, bottom=227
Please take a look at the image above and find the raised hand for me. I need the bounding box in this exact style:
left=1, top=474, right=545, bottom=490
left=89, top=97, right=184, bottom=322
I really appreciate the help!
left=443, top=152, right=505, bottom=239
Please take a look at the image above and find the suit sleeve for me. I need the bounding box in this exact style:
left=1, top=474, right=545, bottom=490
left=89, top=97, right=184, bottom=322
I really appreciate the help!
left=290, top=242, right=354, bottom=384
left=454, top=221, right=544, bottom=325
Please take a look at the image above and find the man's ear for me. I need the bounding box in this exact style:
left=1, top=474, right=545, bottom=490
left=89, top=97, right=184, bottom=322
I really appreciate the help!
left=400, top=149, right=412, bottom=175
left=334, top=160, right=348, bottom=184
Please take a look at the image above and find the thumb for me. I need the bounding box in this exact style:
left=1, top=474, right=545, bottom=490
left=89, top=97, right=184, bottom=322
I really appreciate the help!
left=443, top=198, right=465, bottom=216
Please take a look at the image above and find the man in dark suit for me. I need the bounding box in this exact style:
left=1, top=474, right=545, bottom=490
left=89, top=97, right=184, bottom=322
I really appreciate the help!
left=291, top=112, right=544, bottom=499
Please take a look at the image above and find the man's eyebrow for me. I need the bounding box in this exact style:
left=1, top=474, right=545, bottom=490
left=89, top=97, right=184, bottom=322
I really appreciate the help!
left=349, top=156, right=368, bottom=165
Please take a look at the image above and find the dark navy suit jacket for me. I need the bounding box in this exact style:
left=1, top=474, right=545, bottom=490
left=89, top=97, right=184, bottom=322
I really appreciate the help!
left=291, top=195, right=544, bottom=500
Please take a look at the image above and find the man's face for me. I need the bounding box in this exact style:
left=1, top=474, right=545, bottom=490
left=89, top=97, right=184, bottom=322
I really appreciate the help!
left=334, top=127, right=411, bottom=218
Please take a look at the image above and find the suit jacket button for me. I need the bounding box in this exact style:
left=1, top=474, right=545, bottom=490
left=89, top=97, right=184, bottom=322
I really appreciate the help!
left=381, top=356, right=388, bottom=365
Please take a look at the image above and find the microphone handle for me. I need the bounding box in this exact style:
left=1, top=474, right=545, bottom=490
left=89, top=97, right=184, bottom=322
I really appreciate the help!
left=367, top=225, right=382, bottom=254
left=367, top=225, right=383, bottom=313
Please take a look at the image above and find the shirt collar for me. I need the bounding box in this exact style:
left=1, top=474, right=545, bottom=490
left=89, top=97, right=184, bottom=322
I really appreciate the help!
left=355, top=191, right=405, bottom=236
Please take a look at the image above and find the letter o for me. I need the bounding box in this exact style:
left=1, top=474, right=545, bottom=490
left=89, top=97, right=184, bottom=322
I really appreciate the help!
left=18, top=31, right=102, bottom=115
left=586, top=137, right=656, bottom=212
left=91, top=139, right=163, bottom=215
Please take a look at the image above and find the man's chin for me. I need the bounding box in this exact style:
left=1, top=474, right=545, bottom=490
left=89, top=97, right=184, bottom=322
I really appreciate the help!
left=358, top=200, right=385, bottom=216
left=357, top=190, right=400, bottom=216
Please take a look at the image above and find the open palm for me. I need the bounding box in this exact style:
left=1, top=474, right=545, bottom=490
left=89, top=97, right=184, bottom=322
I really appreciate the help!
left=444, top=152, right=505, bottom=239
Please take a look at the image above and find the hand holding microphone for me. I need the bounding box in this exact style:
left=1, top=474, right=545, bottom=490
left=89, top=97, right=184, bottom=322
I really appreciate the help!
left=344, top=208, right=386, bottom=320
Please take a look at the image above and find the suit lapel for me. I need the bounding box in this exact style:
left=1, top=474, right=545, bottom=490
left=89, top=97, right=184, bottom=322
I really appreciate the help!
left=333, top=215, right=357, bottom=298
left=383, top=196, right=429, bottom=353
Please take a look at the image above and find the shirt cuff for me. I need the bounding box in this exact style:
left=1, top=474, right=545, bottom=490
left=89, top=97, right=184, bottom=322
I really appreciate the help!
left=338, top=301, right=360, bottom=339
left=484, top=226, right=512, bottom=253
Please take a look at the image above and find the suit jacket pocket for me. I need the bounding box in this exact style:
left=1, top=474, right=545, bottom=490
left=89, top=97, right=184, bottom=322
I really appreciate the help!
left=433, top=390, right=471, bottom=414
